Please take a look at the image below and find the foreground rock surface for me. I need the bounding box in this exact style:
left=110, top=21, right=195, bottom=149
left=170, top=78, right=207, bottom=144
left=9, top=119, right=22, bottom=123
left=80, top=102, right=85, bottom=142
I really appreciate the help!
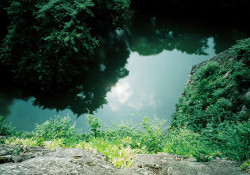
left=0, top=144, right=247, bottom=175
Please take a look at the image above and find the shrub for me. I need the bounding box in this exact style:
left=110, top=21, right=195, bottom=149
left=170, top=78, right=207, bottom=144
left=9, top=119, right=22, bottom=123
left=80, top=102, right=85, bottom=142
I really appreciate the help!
left=140, top=116, right=167, bottom=153
left=164, top=128, right=216, bottom=161
left=86, top=114, right=102, bottom=137
left=103, top=116, right=167, bottom=153
left=0, top=115, right=14, bottom=136
left=215, top=120, right=250, bottom=160
left=104, top=120, right=141, bottom=143
left=35, top=115, right=77, bottom=140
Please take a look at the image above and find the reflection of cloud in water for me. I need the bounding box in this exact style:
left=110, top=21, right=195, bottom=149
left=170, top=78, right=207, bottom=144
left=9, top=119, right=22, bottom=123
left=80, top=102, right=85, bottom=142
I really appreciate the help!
left=108, top=79, right=160, bottom=111
left=106, top=38, right=216, bottom=116
left=108, top=80, right=133, bottom=111
left=128, top=93, right=158, bottom=111
left=112, top=81, right=134, bottom=104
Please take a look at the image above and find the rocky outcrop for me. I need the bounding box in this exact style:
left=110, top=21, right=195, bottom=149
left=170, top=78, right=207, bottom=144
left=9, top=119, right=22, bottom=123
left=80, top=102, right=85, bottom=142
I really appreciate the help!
left=133, top=154, right=247, bottom=175
left=0, top=144, right=49, bottom=164
left=0, top=144, right=247, bottom=175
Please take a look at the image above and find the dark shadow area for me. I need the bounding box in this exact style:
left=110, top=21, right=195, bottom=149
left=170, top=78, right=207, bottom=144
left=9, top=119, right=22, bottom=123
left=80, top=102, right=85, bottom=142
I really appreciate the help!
left=126, top=12, right=210, bottom=56
left=131, top=0, right=250, bottom=28
left=0, top=87, right=30, bottom=117
left=0, top=10, right=8, bottom=42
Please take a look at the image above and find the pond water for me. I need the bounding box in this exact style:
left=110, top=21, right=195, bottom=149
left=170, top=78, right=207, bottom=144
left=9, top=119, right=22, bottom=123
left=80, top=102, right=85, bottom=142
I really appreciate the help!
left=0, top=12, right=248, bottom=132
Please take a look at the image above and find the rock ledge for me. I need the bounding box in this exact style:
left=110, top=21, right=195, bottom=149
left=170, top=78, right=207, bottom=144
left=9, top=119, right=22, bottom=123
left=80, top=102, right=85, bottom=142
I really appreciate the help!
left=0, top=144, right=247, bottom=175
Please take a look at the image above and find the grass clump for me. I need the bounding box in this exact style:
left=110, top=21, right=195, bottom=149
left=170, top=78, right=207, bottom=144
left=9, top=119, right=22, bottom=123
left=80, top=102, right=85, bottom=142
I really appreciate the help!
left=35, top=115, right=77, bottom=140
left=240, top=159, right=250, bottom=171
left=76, top=138, right=136, bottom=168
left=4, top=137, right=39, bottom=147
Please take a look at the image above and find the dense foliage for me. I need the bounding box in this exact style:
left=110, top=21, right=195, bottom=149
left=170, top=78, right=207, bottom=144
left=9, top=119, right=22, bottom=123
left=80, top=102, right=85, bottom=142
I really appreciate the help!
left=0, top=0, right=130, bottom=93
left=171, top=39, right=250, bottom=161
left=172, top=39, right=249, bottom=130
left=172, top=60, right=249, bottom=130
left=35, top=115, right=77, bottom=140
left=0, top=115, right=14, bottom=136
left=131, top=0, right=250, bottom=21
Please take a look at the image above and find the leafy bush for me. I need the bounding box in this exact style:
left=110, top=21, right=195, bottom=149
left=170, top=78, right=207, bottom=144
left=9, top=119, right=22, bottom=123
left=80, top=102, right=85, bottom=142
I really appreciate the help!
left=86, top=114, right=102, bottom=137
left=164, top=128, right=216, bottom=161
left=140, top=117, right=167, bottom=153
left=35, top=115, right=77, bottom=140
left=104, top=120, right=140, bottom=141
left=215, top=120, right=250, bottom=160
left=0, top=115, right=14, bottom=136
left=103, top=116, right=167, bottom=153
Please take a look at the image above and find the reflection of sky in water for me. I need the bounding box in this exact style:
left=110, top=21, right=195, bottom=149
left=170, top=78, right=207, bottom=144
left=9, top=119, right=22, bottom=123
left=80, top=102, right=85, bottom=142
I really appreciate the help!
left=6, top=37, right=215, bottom=132
left=94, top=37, right=215, bottom=126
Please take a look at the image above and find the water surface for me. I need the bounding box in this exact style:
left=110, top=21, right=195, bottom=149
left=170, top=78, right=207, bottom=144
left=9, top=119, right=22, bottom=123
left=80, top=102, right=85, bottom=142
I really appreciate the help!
left=0, top=12, right=248, bottom=131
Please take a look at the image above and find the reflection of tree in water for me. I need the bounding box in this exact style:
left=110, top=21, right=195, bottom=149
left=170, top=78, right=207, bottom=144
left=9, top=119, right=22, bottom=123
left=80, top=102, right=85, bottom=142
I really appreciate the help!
left=0, top=96, right=13, bottom=117
left=1, top=9, right=248, bottom=117
left=0, top=0, right=130, bottom=117
left=127, top=13, right=209, bottom=56
left=126, top=12, right=248, bottom=56
left=33, top=32, right=130, bottom=115
left=0, top=87, right=30, bottom=117
left=0, top=31, right=130, bottom=116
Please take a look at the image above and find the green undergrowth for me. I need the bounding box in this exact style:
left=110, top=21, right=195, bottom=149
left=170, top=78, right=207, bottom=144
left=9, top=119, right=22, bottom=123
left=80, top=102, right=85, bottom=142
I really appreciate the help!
left=171, top=38, right=250, bottom=163
left=2, top=114, right=249, bottom=168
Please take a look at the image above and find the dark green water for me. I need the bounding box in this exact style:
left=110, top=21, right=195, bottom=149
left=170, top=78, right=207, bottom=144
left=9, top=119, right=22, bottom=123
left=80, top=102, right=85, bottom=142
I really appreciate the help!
left=0, top=12, right=248, bottom=131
